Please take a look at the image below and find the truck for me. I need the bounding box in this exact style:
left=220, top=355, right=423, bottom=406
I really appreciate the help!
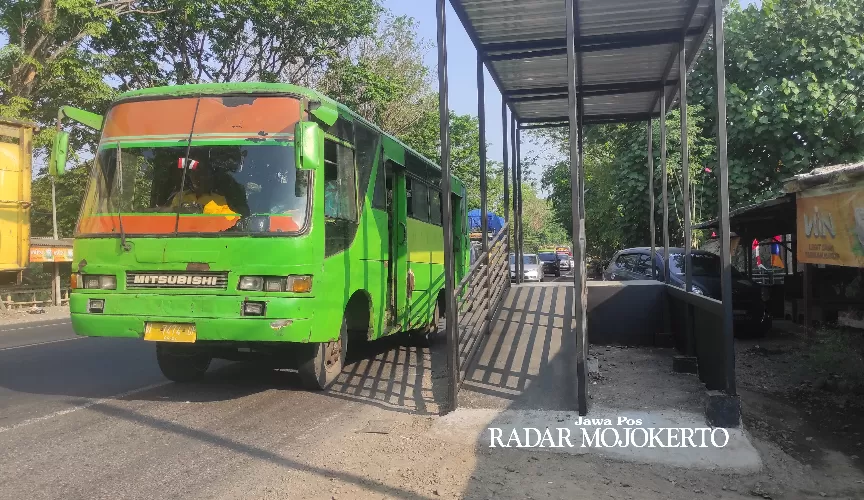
left=0, top=118, right=37, bottom=287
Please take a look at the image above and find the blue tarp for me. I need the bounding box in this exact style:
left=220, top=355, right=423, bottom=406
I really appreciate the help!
left=467, top=209, right=505, bottom=233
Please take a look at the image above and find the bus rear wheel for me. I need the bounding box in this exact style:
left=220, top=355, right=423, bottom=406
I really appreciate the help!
left=156, top=344, right=211, bottom=383
left=297, top=318, right=347, bottom=390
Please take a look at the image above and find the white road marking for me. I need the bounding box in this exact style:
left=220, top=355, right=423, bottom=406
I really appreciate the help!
left=0, top=381, right=170, bottom=434
left=0, top=321, right=72, bottom=334
left=0, top=336, right=85, bottom=351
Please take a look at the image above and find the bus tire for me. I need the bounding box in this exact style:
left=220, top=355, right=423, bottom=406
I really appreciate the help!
left=156, top=344, right=211, bottom=383
left=298, top=318, right=347, bottom=390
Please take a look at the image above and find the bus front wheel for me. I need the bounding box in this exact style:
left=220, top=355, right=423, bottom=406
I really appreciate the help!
left=297, top=318, right=347, bottom=390
left=156, top=344, right=211, bottom=383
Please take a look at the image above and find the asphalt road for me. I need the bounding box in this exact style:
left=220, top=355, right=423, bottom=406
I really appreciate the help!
left=0, top=319, right=378, bottom=499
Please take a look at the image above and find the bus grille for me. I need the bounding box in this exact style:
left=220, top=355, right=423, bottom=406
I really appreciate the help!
left=126, top=272, right=229, bottom=290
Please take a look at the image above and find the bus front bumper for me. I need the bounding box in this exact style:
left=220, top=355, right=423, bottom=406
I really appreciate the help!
left=70, top=293, right=324, bottom=343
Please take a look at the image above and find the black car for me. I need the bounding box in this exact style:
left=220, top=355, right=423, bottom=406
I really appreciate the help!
left=538, top=252, right=562, bottom=277
left=602, top=247, right=771, bottom=335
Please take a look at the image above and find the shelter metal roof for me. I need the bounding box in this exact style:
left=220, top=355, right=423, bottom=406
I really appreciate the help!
left=451, top=0, right=717, bottom=125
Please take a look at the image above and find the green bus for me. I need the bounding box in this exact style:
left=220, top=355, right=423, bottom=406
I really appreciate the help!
left=53, top=83, right=470, bottom=389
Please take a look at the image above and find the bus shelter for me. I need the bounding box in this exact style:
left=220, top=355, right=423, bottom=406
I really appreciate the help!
left=435, top=0, right=739, bottom=423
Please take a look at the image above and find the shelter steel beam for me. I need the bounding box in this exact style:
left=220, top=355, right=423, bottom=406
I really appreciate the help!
left=566, top=0, right=588, bottom=416
left=478, top=54, right=488, bottom=255
left=478, top=54, right=491, bottom=317
left=507, top=80, right=678, bottom=101
left=712, top=0, right=736, bottom=396
left=519, top=112, right=659, bottom=126
left=519, top=122, right=569, bottom=130
left=661, top=94, right=670, bottom=283
left=516, top=127, right=524, bottom=284
left=502, top=102, right=510, bottom=224
left=648, top=119, right=656, bottom=279
left=650, top=0, right=702, bottom=114
left=680, top=41, right=692, bottom=293
left=436, top=0, right=459, bottom=413
left=510, top=110, right=522, bottom=283
left=483, top=26, right=704, bottom=61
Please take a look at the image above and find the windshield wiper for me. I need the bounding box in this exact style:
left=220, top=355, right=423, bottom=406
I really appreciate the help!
left=174, top=96, right=203, bottom=234
left=116, top=142, right=131, bottom=252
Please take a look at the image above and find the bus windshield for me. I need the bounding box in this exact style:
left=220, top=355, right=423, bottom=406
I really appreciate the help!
left=76, top=95, right=308, bottom=236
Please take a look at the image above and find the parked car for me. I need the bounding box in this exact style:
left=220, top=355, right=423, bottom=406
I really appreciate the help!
left=556, top=252, right=572, bottom=271
left=602, top=247, right=771, bottom=335
left=510, top=253, right=545, bottom=282
left=538, top=252, right=563, bottom=277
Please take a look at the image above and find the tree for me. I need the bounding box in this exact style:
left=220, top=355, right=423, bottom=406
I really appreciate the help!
left=538, top=0, right=864, bottom=263
left=690, top=0, right=864, bottom=207
left=94, top=0, right=381, bottom=89
left=318, top=13, right=435, bottom=137
left=0, top=0, right=151, bottom=148
left=30, top=162, right=90, bottom=238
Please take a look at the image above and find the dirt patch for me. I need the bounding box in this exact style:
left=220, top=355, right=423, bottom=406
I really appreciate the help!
left=0, top=305, right=69, bottom=327
left=229, top=335, right=864, bottom=499
left=737, top=322, right=864, bottom=470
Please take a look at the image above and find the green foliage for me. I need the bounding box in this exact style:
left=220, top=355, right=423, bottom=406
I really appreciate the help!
left=0, top=0, right=131, bottom=150
left=319, top=14, right=435, bottom=137
left=540, top=0, right=864, bottom=263
left=94, top=0, right=381, bottom=87
left=519, top=182, right=569, bottom=253
left=30, top=163, right=91, bottom=238
left=690, top=0, right=864, bottom=207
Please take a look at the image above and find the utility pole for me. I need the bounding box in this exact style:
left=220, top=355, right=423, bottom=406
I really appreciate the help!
left=51, top=177, right=60, bottom=306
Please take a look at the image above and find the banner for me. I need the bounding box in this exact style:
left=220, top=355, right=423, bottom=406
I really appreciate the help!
left=30, top=247, right=73, bottom=263
left=796, top=181, right=864, bottom=267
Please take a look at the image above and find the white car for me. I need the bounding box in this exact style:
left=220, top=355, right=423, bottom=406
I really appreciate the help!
left=510, top=254, right=545, bottom=282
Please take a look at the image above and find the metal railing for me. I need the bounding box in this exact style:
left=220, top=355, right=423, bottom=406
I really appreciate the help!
left=750, top=268, right=786, bottom=285
left=454, top=224, right=510, bottom=384
left=0, top=286, right=70, bottom=309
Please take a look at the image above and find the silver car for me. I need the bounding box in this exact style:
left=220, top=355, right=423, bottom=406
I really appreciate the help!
left=510, top=253, right=545, bottom=282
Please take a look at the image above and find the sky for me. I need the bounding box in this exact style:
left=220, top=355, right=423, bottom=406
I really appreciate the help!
left=380, top=0, right=763, bottom=187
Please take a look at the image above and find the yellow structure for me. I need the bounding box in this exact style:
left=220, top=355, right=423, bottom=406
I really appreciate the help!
left=0, top=118, right=37, bottom=285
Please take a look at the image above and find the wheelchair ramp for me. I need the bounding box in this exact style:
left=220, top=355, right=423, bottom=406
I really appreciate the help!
left=459, top=283, right=577, bottom=410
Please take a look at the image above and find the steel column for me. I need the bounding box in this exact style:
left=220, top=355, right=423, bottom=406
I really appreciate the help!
left=502, top=102, right=510, bottom=224
left=511, top=115, right=520, bottom=281
left=648, top=119, right=656, bottom=279
left=680, top=41, right=692, bottom=293
left=478, top=55, right=488, bottom=255
left=516, top=126, right=524, bottom=283
left=566, top=0, right=588, bottom=416
left=713, top=0, right=736, bottom=395
left=436, top=0, right=459, bottom=412
left=661, top=94, right=670, bottom=283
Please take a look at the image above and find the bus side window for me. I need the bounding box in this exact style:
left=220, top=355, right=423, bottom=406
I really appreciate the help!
left=406, top=178, right=414, bottom=218
left=355, top=123, right=380, bottom=208
left=429, top=190, right=442, bottom=225
left=324, top=140, right=357, bottom=221
left=412, top=181, right=429, bottom=222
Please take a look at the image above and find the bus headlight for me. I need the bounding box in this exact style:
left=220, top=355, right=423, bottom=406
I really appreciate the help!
left=238, top=276, right=312, bottom=293
left=238, top=276, right=265, bottom=291
left=75, top=274, right=116, bottom=290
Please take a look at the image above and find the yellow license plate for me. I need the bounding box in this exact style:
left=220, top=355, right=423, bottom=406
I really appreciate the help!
left=144, top=322, right=197, bottom=343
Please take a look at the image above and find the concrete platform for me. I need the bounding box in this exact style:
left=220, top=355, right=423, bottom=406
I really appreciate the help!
left=433, top=407, right=762, bottom=472
left=454, top=284, right=762, bottom=472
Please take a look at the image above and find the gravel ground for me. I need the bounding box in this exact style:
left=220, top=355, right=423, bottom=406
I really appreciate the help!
left=0, top=305, right=69, bottom=327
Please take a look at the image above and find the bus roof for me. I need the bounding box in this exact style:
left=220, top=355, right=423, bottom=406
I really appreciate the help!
left=115, top=83, right=465, bottom=194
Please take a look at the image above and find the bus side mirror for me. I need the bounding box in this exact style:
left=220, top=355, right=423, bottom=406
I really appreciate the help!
left=295, top=121, right=321, bottom=171
left=50, top=131, right=69, bottom=177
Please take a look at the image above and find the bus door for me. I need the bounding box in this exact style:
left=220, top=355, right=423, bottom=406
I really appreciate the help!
left=386, top=161, right=409, bottom=330
left=452, top=193, right=466, bottom=285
